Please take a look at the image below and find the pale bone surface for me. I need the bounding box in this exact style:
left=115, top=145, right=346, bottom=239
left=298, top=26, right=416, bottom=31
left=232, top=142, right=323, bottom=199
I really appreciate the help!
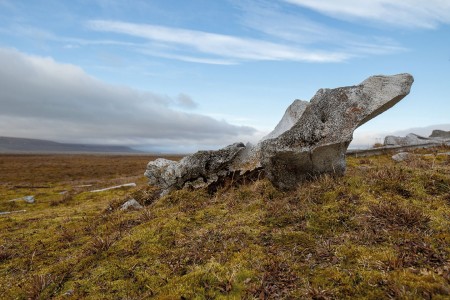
left=145, top=73, right=414, bottom=194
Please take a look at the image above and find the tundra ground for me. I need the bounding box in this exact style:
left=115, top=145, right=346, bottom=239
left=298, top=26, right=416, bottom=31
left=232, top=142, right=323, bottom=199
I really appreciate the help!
left=0, top=148, right=449, bottom=299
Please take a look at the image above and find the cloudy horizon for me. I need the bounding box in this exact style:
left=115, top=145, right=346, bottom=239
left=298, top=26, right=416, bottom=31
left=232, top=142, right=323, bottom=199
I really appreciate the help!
left=0, top=0, right=449, bottom=153
left=0, top=47, right=260, bottom=152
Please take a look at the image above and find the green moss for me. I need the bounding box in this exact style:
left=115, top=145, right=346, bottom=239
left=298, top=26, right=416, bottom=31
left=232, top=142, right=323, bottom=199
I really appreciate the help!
left=1, top=148, right=450, bottom=299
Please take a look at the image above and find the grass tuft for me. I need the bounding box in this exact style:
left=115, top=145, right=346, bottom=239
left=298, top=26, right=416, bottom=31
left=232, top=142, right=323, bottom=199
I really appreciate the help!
left=367, top=200, right=430, bottom=231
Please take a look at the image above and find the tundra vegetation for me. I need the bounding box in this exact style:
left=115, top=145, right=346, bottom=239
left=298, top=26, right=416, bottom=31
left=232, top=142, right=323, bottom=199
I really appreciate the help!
left=0, top=148, right=449, bottom=299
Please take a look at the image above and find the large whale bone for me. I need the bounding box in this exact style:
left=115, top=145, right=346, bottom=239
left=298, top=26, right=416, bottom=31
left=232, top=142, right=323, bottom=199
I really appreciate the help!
left=145, top=73, right=414, bottom=194
left=260, top=73, right=414, bottom=189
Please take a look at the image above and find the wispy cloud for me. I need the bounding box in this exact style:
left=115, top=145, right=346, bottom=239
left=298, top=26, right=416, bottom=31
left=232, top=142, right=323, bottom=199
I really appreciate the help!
left=284, top=0, right=450, bottom=28
left=234, top=0, right=344, bottom=44
left=84, top=3, right=405, bottom=66
left=136, top=48, right=238, bottom=65
left=87, top=19, right=350, bottom=63
left=8, top=25, right=142, bottom=48
left=0, top=48, right=257, bottom=149
left=234, top=0, right=406, bottom=56
left=3, top=3, right=407, bottom=66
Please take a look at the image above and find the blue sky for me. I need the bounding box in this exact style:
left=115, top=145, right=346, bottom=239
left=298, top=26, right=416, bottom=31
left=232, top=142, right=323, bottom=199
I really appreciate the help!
left=0, top=0, right=449, bottom=152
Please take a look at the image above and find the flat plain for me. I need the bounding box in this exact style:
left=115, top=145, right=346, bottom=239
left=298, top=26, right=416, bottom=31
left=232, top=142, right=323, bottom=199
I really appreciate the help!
left=0, top=149, right=449, bottom=299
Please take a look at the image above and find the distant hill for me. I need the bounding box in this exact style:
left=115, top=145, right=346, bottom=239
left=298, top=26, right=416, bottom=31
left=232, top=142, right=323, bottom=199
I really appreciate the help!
left=0, top=136, right=142, bottom=153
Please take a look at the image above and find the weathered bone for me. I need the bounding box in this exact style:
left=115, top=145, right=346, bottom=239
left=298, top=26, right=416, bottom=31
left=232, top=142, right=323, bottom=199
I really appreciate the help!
left=145, top=73, right=414, bottom=194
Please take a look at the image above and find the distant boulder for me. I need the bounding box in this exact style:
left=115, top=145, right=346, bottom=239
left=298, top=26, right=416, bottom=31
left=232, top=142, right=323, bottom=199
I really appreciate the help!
left=384, top=131, right=450, bottom=147
left=430, top=130, right=450, bottom=139
left=384, top=133, right=432, bottom=147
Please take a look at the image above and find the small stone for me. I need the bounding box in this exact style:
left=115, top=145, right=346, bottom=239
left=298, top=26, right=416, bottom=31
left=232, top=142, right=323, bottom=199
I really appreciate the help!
left=23, top=196, right=35, bottom=203
left=120, top=199, right=143, bottom=210
left=392, top=152, right=412, bottom=162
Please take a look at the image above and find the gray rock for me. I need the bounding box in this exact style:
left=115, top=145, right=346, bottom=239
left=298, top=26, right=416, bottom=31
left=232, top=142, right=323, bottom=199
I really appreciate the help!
left=145, top=142, right=246, bottom=196
left=228, top=102, right=310, bottom=176
left=260, top=73, right=414, bottom=189
left=429, top=130, right=450, bottom=139
left=392, top=152, right=412, bottom=162
left=261, top=100, right=309, bottom=141
left=384, top=135, right=406, bottom=146
left=120, top=198, right=143, bottom=210
left=145, top=158, right=178, bottom=191
left=384, top=133, right=435, bottom=146
left=23, top=196, right=35, bottom=203
left=384, top=131, right=450, bottom=147
left=146, top=73, right=414, bottom=194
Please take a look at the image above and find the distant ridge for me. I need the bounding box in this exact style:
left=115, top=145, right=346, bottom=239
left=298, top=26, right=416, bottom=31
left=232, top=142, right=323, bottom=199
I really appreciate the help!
left=0, top=136, right=142, bottom=154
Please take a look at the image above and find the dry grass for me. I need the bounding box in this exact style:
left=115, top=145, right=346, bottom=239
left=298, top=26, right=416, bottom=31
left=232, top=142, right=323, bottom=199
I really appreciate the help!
left=0, top=147, right=449, bottom=299
left=0, top=154, right=182, bottom=186
left=367, top=200, right=431, bottom=231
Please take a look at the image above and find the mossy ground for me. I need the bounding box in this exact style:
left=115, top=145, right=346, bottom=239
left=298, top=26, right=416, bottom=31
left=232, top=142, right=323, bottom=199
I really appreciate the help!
left=1, top=149, right=449, bottom=299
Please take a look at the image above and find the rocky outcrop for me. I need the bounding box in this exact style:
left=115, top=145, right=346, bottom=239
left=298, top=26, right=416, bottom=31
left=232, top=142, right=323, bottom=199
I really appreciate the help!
left=430, top=130, right=450, bottom=139
left=146, top=73, right=414, bottom=195
left=260, top=73, right=414, bottom=189
left=384, top=131, right=450, bottom=147
left=261, top=100, right=309, bottom=141
left=145, top=143, right=247, bottom=196
left=384, top=133, right=431, bottom=146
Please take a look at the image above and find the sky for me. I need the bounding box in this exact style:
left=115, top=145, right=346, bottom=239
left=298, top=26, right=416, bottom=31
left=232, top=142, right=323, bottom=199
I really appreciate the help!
left=0, top=0, right=449, bottom=153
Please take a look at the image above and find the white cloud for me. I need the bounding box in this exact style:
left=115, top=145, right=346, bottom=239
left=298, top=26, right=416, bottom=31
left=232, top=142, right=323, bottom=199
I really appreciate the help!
left=284, top=0, right=450, bottom=28
left=0, top=48, right=258, bottom=149
left=235, top=0, right=405, bottom=56
left=136, top=48, right=238, bottom=65
left=87, top=20, right=349, bottom=63
left=235, top=0, right=346, bottom=44
left=3, top=5, right=406, bottom=67
left=10, top=25, right=143, bottom=48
